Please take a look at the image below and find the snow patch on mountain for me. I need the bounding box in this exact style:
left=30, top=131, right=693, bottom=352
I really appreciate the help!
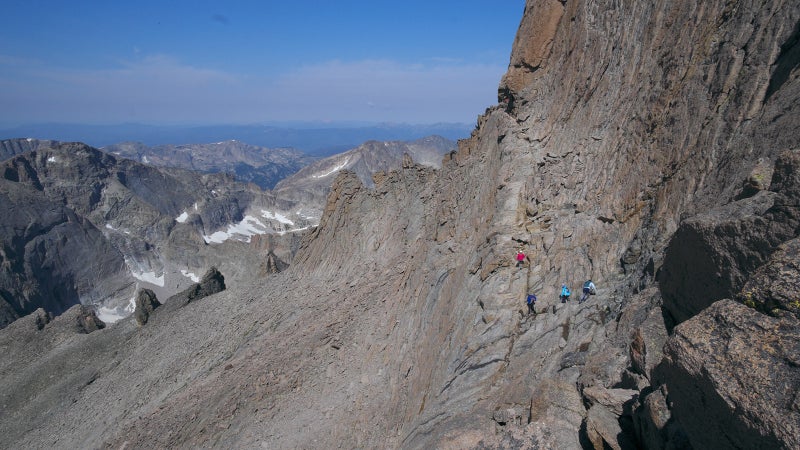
left=95, top=295, right=136, bottom=324
left=261, top=210, right=294, bottom=225
left=105, top=223, right=131, bottom=235
left=181, top=270, right=200, bottom=283
left=47, top=156, right=57, bottom=163
left=131, top=270, right=165, bottom=287
left=312, top=157, right=350, bottom=178
left=176, top=211, right=189, bottom=223
left=276, top=225, right=312, bottom=236
left=203, top=215, right=268, bottom=244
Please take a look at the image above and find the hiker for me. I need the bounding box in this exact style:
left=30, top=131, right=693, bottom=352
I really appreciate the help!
left=526, top=293, right=537, bottom=315
left=560, top=284, right=571, bottom=303
left=580, top=280, right=596, bottom=303
left=516, top=249, right=526, bottom=268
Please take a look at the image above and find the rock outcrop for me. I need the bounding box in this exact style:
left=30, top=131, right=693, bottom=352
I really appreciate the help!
left=660, top=151, right=800, bottom=326
left=0, top=138, right=59, bottom=161
left=657, top=300, right=800, bottom=449
left=0, top=0, right=798, bottom=449
left=134, top=289, right=161, bottom=326
left=178, top=266, right=226, bottom=304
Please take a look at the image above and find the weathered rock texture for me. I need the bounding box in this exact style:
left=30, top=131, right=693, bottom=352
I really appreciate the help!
left=657, top=300, right=800, bottom=449
left=660, top=150, right=800, bottom=326
left=0, top=1, right=798, bottom=449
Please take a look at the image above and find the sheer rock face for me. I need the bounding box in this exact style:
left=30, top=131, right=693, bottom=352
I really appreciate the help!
left=0, top=183, right=128, bottom=327
left=0, top=1, right=799, bottom=449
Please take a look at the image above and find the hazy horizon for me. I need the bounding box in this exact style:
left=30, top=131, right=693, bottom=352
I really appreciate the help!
left=0, top=121, right=474, bottom=154
left=0, top=1, right=524, bottom=127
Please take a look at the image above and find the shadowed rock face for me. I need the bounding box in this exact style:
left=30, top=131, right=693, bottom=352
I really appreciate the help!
left=0, top=138, right=59, bottom=161
left=0, top=183, right=128, bottom=325
left=660, top=151, right=800, bottom=327
left=657, top=300, right=800, bottom=449
left=0, top=1, right=798, bottom=449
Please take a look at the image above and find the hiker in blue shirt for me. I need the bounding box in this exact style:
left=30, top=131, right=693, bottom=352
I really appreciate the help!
left=526, top=293, right=537, bottom=315
left=560, top=284, right=571, bottom=303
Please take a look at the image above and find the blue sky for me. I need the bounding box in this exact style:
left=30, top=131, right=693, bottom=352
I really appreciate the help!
left=0, top=1, right=524, bottom=126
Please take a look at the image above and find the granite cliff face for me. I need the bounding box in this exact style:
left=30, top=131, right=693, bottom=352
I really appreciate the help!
left=0, top=1, right=798, bottom=449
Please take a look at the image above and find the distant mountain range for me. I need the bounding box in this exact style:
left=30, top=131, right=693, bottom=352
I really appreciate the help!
left=0, top=134, right=456, bottom=327
left=0, top=122, right=473, bottom=156
left=103, top=140, right=315, bottom=190
left=0, top=140, right=313, bottom=327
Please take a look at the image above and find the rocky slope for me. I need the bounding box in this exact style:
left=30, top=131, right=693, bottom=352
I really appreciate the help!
left=273, top=135, right=456, bottom=212
left=0, top=0, right=799, bottom=449
left=103, top=140, right=314, bottom=190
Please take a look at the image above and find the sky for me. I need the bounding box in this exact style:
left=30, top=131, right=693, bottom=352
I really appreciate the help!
left=0, top=1, right=524, bottom=127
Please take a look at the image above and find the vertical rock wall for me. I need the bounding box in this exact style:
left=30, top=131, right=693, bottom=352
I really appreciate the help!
left=292, top=0, right=800, bottom=447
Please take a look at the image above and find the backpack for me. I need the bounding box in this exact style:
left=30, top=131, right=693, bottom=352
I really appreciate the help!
left=583, top=280, right=592, bottom=290
left=589, top=283, right=597, bottom=295
left=526, top=294, right=537, bottom=305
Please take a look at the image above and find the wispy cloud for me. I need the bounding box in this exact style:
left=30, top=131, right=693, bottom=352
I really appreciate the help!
left=0, top=55, right=505, bottom=125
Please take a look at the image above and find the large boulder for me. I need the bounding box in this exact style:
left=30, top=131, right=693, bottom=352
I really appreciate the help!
left=656, top=300, right=800, bottom=449
left=134, top=288, right=161, bottom=326
left=739, top=236, right=800, bottom=319
left=632, top=386, right=691, bottom=450
left=659, top=151, right=800, bottom=327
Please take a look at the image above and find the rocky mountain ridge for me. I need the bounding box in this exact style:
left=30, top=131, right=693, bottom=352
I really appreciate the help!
left=273, top=135, right=456, bottom=211
left=0, top=0, right=798, bottom=449
left=102, top=140, right=314, bottom=190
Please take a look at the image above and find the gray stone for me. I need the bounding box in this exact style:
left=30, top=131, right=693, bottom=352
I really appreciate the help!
left=582, top=386, right=638, bottom=417
left=585, top=404, right=636, bottom=450
left=134, top=288, right=161, bottom=326
left=633, top=386, right=691, bottom=450
left=657, top=300, right=800, bottom=449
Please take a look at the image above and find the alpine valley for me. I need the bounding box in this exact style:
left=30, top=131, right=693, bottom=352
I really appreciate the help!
left=1, top=0, right=799, bottom=449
